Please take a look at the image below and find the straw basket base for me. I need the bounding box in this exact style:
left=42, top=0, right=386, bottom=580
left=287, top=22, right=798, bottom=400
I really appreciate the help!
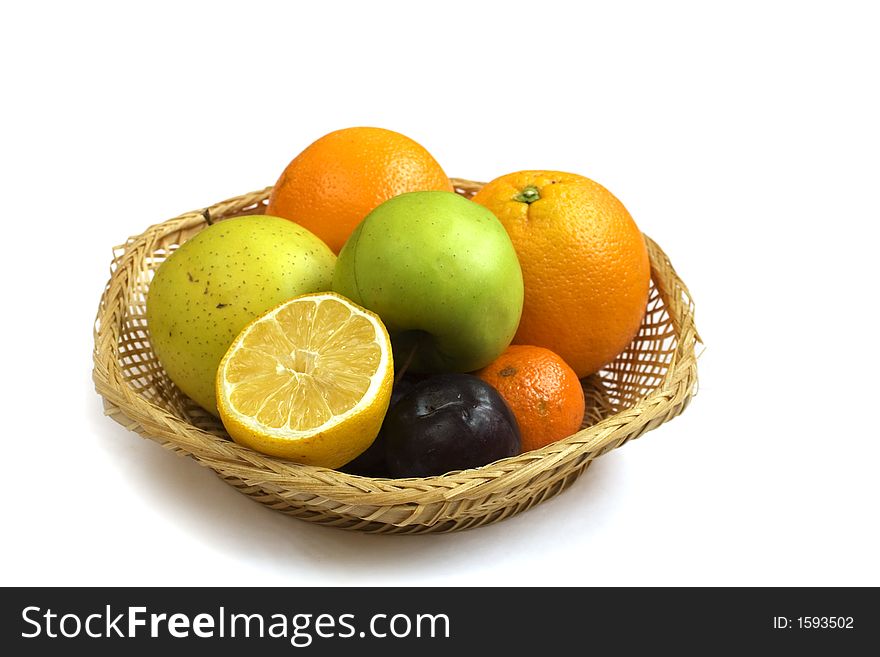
left=93, top=180, right=700, bottom=534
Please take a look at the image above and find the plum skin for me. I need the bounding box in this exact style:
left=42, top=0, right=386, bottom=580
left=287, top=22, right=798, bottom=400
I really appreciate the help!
left=384, top=374, right=521, bottom=478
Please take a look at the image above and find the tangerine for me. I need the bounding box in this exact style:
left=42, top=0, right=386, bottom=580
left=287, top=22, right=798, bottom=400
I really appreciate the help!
left=475, top=345, right=585, bottom=452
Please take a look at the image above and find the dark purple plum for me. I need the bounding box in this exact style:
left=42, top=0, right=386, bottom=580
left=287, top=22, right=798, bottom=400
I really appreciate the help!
left=385, top=373, right=521, bottom=478
left=339, top=375, right=421, bottom=477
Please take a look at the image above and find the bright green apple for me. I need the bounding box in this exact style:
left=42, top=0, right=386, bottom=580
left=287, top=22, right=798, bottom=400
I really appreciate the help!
left=147, top=215, right=335, bottom=415
left=332, top=191, right=523, bottom=373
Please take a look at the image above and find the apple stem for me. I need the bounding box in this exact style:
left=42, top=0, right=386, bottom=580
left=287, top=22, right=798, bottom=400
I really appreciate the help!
left=395, top=343, right=418, bottom=385
left=514, top=186, right=541, bottom=204
left=201, top=208, right=214, bottom=226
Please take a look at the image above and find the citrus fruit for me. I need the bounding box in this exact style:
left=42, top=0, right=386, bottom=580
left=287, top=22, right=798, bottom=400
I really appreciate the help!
left=475, top=345, right=585, bottom=452
left=215, top=292, right=393, bottom=468
left=472, top=171, right=650, bottom=378
left=266, top=127, right=453, bottom=253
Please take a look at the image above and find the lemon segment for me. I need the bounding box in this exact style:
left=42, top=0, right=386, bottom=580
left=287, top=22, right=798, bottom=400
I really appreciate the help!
left=216, top=292, right=394, bottom=468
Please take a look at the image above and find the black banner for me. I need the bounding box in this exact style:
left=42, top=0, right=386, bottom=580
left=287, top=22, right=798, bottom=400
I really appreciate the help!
left=2, top=587, right=875, bottom=655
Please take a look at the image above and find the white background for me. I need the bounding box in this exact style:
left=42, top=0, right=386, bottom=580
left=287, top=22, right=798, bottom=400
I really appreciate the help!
left=2, top=1, right=878, bottom=586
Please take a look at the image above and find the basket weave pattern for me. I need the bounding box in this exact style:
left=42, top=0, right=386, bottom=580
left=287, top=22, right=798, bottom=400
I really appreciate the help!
left=93, top=179, right=700, bottom=534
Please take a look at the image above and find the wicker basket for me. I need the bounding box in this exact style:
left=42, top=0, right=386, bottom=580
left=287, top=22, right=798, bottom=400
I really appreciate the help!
left=92, top=178, right=700, bottom=534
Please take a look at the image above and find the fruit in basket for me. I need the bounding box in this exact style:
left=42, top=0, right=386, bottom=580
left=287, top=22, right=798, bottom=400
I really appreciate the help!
left=216, top=292, right=393, bottom=468
left=333, top=191, right=524, bottom=373
left=475, top=345, right=585, bottom=452
left=472, top=171, right=650, bottom=378
left=384, top=374, right=521, bottom=478
left=266, top=126, right=453, bottom=253
left=146, top=215, right=335, bottom=415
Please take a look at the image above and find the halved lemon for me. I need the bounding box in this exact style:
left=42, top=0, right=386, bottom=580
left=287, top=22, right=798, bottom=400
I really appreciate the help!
left=216, top=292, right=394, bottom=468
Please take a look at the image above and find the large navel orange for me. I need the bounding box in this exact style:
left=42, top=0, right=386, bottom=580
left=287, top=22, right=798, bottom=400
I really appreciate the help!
left=266, top=127, right=453, bottom=253
left=472, top=171, right=650, bottom=378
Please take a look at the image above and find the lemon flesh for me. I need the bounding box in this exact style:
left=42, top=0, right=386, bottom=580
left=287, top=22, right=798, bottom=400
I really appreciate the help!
left=216, top=292, right=393, bottom=468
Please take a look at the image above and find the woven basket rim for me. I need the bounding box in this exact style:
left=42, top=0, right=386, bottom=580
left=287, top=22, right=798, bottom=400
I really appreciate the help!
left=92, top=181, right=700, bottom=509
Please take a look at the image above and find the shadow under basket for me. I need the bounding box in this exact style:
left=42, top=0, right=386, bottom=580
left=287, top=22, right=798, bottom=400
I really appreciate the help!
left=92, top=179, right=701, bottom=534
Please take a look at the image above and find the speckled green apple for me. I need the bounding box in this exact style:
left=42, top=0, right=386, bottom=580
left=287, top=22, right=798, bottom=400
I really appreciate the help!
left=146, top=215, right=335, bottom=415
left=332, top=191, right=524, bottom=373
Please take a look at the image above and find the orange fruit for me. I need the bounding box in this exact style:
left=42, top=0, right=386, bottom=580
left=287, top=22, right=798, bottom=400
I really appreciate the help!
left=266, top=127, right=453, bottom=253
left=475, top=345, right=585, bottom=452
left=472, top=171, right=650, bottom=378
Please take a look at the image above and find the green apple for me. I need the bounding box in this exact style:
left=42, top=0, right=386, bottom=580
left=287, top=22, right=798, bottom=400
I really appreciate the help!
left=146, top=215, right=335, bottom=415
left=332, top=191, right=523, bottom=373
